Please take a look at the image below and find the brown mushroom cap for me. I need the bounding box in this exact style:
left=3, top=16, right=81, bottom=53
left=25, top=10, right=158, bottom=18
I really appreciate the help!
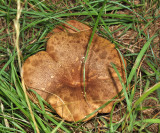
left=22, top=25, right=126, bottom=122
left=46, top=20, right=91, bottom=38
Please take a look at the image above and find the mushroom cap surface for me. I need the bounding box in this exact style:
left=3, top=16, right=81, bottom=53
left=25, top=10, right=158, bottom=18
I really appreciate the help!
left=23, top=28, right=126, bottom=122
left=46, top=20, right=90, bottom=37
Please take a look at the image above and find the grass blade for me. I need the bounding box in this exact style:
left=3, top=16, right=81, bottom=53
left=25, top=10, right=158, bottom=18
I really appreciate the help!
left=127, top=35, right=158, bottom=85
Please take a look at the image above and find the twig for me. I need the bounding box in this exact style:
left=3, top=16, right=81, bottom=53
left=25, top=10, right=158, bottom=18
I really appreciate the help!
left=14, top=0, right=39, bottom=132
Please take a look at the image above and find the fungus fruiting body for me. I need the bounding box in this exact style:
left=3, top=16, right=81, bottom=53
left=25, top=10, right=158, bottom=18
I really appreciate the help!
left=22, top=20, right=126, bottom=122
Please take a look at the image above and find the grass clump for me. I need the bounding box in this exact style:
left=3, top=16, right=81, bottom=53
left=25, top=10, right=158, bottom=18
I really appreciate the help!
left=0, top=0, right=159, bottom=132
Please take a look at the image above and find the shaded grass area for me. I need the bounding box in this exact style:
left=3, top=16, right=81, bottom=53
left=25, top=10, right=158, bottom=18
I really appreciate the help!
left=0, top=0, right=160, bottom=132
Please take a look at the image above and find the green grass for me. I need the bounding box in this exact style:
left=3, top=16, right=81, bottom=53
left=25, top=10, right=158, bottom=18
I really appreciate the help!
left=0, top=0, right=160, bottom=132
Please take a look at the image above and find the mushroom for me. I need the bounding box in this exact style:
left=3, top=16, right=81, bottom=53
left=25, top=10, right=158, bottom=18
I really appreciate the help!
left=22, top=21, right=126, bottom=122
left=46, top=20, right=91, bottom=38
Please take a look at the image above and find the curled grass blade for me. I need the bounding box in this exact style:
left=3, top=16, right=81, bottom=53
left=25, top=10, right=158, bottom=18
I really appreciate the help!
left=133, top=82, right=160, bottom=109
